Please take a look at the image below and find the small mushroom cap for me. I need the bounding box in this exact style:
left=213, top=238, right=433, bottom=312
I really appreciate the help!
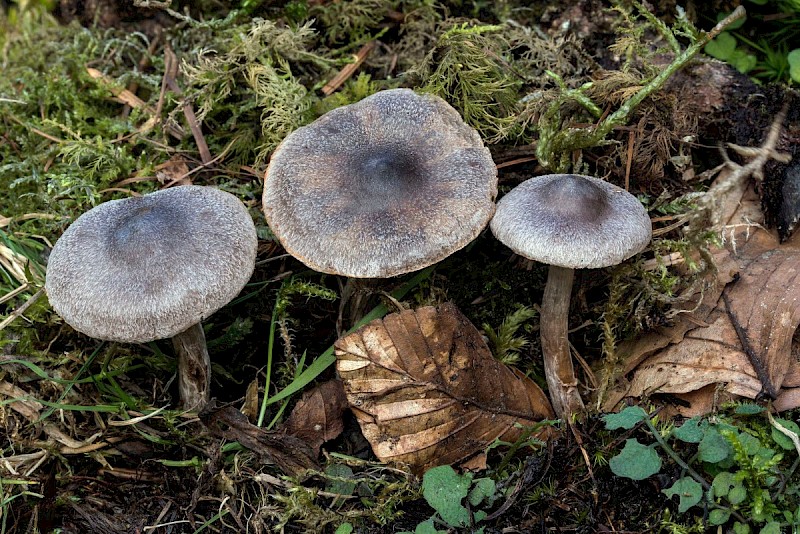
left=263, top=88, right=497, bottom=278
left=45, top=186, right=258, bottom=343
left=490, top=174, right=652, bottom=269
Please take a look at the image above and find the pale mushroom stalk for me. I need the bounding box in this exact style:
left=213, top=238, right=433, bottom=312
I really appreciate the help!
left=172, top=323, right=211, bottom=409
left=490, top=174, right=652, bottom=421
left=540, top=264, right=585, bottom=418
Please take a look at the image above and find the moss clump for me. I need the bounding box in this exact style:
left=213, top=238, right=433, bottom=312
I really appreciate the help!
left=483, top=304, right=537, bottom=366
left=314, top=72, right=382, bottom=116
left=309, top=0, right=393, bottom=45
left=180, top=18, right=332, bottom=167
left=0, top=10, right=164, bottom=233
left=411, top=21, right=522, bottom=142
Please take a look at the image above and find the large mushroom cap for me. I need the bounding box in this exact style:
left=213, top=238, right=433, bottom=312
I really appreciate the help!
left=263, top=88, right=497, bottom=278
left=490, top=174, right=652, bottom=269
left=45, top=186, right=258, bottom=343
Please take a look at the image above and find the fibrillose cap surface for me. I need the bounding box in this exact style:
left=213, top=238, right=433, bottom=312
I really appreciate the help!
left=45, top=186, right=258, bottom=343
left=490, top=174, right=652, bottom=269
left=263, top=88, right=498, bottom=278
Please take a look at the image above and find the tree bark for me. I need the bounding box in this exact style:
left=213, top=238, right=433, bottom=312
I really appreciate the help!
left=539, top=265, right=586, bottom=419
left=172, top=322, right=211, bottom=410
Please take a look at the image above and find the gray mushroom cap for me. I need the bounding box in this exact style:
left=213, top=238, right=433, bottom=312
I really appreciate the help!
left=490, top=174, right=652, bottom=269
left=45, top=185, right=258, bottom=343
left=263, top=88, right=498, bottom=278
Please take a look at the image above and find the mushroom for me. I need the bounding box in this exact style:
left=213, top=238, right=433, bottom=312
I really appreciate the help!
left=45, top=185, right=258, bottom=409
left=262, top=88, right=497, bottom=278
left=490, top=174, right=652, bottom=419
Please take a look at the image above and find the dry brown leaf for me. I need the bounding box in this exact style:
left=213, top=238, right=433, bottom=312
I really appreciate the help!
left=283, top=379, right=348, bottom=455
left=199, top=401, right=318, bottom=476
left=607, top=177, right=800, bottom=413
left=241, top=378, right=260, bottom=423
left=335, top=302, right=554, bottom=473
left=153, top=155, right=192, bottom=186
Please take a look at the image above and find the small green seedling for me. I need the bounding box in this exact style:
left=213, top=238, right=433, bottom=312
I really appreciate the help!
left=705, top=2, right=800, bottom=84
left=704, top=32, right=758, bottom=73
left=788, top=49, right=800, bottom=83
left=400, top=465, right=500, bottom=534
left=603, top=405, right=800, bottom=532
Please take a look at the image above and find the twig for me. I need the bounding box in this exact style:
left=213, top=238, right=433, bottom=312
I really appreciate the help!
left=569, top=421, right=597, bottom=487
left=2, top=450, right=48, bottom=477
left=322, top=41, right=377, bottom=95
left=690, top=101, right=791, bottom=235
left=1, top=212, right=60, bottom=226
left=120, top=30, right=161, bottom=118
left=163, top=47, right=213, bottom=164
left=495, top=156, right=537, bottom=169
left=6, top=114, right=65, bottom=143
left=107, top=406, right=168, bottom=426
left=624, top=129, right=635, bottom=191
left=97, top=467, right=162, bottom=482
left=61, top=436, right=124, bottom=455
left=722, top=288, right=777, bottom=399
left=725, top=107, right=792, bottom=184
left=485, top=453, right=551, bottom=521
left=86, top=67, right=184, bottom=139
left=707, top=6, right=747, bottom=41
left=0, top=283, right=29, bottom=305
left=97, top=187, right=142, bottom=196
left=642, top=252, right=685, bottom=271
left=536, top=5, right=747, bottom=171
left=0, top=288, right=44, bottom=332
left=652, top=214, right=691, bottom=236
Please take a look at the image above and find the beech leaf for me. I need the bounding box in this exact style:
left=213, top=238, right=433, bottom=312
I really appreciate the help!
left=606, top=181, right=800, bottom=415
left=617, top=228, right=800, bottom=412
left=199, top=401, right=318, bottom=476
left=335, top=303, right=554, bottom=472
left=283, top=379, right=348, bottom=455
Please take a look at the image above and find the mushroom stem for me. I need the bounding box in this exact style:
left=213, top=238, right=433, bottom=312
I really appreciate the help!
left=540, top=264, right=586, bottom=419
left=339, top=278, right=383, bottom=332
left=171, top=323, right=211, bottom=410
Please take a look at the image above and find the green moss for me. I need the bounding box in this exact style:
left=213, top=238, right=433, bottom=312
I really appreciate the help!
left=309, top=0, right=394, bottom=45
left=262, top=458, right=418, bottom=530
left=315, top=72, right=382, bottom=115
left=180, top=18, right=331, bottom=167
left=483, top=305, right=537, bottom=366
left=0, top=12, right=162, bottom=232
left=410, top=21, right=521, bottom=142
